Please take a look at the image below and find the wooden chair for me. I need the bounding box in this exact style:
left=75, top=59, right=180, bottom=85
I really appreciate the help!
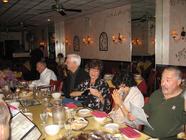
left=50, top=80, right=63, bottom=92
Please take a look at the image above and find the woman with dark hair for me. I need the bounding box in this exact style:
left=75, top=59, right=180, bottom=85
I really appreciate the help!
left=70, top=59, right=111, bottom=113
left=109, top=70, right=144, bottom=127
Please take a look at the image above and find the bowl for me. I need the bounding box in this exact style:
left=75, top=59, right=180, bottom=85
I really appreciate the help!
left=94, top=116, right=106, bottom=123
left=52, top=92, right=61, bottom=100
left=78, top=108, right=91, bottom=117
left=9, top=101, right=20, bottom=108
left=44, top=124, right=60, bottom=136
left=104, top=123, right=119, bottom=133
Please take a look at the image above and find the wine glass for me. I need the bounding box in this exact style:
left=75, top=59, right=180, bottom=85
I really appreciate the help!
left=40, top=112, right=48, bottom=125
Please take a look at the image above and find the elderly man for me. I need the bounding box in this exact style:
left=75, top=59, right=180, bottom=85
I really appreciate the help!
left=62, top=54, right=89, bottom=98
left=31, top=60, right=57, bottom=86
left=128, top=66, right=186, bottom=139
left=143, top=67, right=186, bottom=139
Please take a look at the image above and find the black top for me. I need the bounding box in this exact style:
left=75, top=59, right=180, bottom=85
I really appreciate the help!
left=74, top=78, right=112, bottom=113
left=62, top=68, right=89, bottom=98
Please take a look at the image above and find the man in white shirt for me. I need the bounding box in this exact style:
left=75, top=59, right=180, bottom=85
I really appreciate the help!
left=31, top=60, right=57, bottom=86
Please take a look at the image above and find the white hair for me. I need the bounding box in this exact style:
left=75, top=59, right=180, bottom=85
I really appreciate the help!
left=67, top=54, right=81, bottom=66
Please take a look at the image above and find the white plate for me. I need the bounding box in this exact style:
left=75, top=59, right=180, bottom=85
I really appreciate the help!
left=78, top=108, right=91, bottom=117
left=104, top=123, right=119, bottom=132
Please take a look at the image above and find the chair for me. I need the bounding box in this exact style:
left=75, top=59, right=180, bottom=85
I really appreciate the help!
left=147, top=69, right=157, bottom=96
left=50, top=80, right=63, bottom=92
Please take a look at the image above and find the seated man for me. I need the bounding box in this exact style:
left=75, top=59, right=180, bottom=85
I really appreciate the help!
left=31, top=60, right=57, bottom=86
left=62, top=54, right=89, bottom=98
left=129, top=66, right=186, bottom=139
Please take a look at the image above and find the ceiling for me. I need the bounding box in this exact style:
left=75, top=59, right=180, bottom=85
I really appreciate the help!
left=0, top=0, right=155, bottom=31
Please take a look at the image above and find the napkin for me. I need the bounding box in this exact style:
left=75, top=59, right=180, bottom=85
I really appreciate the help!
left=62, top=98, right=83, bottom=106
left=91, top=111, right=109, bottom=118
left=119, top=127, right=141, bottom=138
left=65, top=103, right=78, bottom=109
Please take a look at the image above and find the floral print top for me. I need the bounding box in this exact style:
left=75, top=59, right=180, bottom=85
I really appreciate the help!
left=74, top=78, right=112, bottom=113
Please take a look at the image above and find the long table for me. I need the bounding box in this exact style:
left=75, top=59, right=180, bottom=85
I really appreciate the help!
left=28, top=103, right=151, bottom=140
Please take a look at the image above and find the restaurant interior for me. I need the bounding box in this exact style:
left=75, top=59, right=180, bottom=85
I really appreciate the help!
left=0, top=0, right=186, bottom=139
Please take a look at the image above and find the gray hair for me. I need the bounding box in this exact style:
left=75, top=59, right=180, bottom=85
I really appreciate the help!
left=163, top=66, right=182, bottom=80
left=67, top=54, right=81, bottom=66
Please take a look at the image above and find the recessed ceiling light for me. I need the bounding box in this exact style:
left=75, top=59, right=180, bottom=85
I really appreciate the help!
left=2, top=0, right=9, bottom=3
left=47, top=18, right=51, bottom=22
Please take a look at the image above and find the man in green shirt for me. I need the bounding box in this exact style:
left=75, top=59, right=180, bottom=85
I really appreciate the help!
left=129, top=66, right=186, bottom=140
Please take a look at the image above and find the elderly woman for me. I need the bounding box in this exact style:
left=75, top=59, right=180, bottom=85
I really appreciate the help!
left=70, top=60, right=111, bottom=113
left=109, top=70, right=144, bottom=127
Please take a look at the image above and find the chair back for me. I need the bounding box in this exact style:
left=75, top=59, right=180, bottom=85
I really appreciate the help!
left=147, top=69, right=157, bottom=96
left=50, top=80, right=63, bottom=92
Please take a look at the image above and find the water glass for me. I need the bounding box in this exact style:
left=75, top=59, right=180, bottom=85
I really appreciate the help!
left=52, top=106, right=66, bottom=128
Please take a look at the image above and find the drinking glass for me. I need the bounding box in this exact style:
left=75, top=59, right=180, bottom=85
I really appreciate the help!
left=52, top=106, right=66, bottom=128
left=40, top=112, right=48, bottom=125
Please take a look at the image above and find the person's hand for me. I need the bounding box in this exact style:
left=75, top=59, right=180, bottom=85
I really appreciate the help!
left=89, top=87, right=101, bottom=97
left=70, top=91, right=83, bottom=97
left=112, top=89, right=123, bottom=106
left=127, top=112, right=136, bottom=121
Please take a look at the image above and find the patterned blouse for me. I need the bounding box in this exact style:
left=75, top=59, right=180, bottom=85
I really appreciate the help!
left=74, top=78, right=112, bottom=113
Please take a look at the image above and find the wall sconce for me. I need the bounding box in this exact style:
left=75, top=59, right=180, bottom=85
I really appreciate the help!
left=65, top=39, right=69, bottom=46
left=132, top=38, right=142, bottom=46
left=82, top=36, right=92, bottom=44
left=171, top=27, right=186, bottom=40
left=112, top=33, right=126, bottom=43
left=39, top=41, right=46, bottom=46
left=2, top=0, right=9, bottom=3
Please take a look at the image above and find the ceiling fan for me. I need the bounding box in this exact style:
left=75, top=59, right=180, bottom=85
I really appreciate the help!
left=50, top=0, right=82, bottom=16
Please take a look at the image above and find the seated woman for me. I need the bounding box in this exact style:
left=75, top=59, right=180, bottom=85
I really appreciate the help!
left=109, top=71, right=144, bottom=128
left=70, top=60, right=112, bottom=113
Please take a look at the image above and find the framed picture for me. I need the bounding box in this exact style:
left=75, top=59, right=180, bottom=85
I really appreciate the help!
left=73, top=35, right=80, bottom=51
left=99, top=32, right=108, bottom=51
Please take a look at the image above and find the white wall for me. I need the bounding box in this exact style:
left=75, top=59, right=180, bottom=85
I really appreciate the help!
left=156, top=0, right=186, bottom=66
left=64, top=5, right=132, bottom=61
left=169, top=0, right=186, bottom=66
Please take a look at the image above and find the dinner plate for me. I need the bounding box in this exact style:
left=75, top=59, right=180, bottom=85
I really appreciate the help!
left=77, top=108, right=92, bottom=117
left=104, top=123, right=119, bottom=133
left=70, top=117, right=88, bottom=131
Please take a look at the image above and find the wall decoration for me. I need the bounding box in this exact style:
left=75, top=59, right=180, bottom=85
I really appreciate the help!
left=99, top=32, right=108, bottom=51
left=175, top=48, right=186, bottom=61
left=73, top=35, right=80, bottom=51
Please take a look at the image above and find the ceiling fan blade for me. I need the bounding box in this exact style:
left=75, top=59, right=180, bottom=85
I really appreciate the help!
left=63, top=8, right=82, bottom=12
left=58, top=10, right=66, bottom=16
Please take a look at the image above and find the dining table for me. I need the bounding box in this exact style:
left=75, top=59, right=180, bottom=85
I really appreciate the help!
left=25, top=94, right=152, bottom=140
